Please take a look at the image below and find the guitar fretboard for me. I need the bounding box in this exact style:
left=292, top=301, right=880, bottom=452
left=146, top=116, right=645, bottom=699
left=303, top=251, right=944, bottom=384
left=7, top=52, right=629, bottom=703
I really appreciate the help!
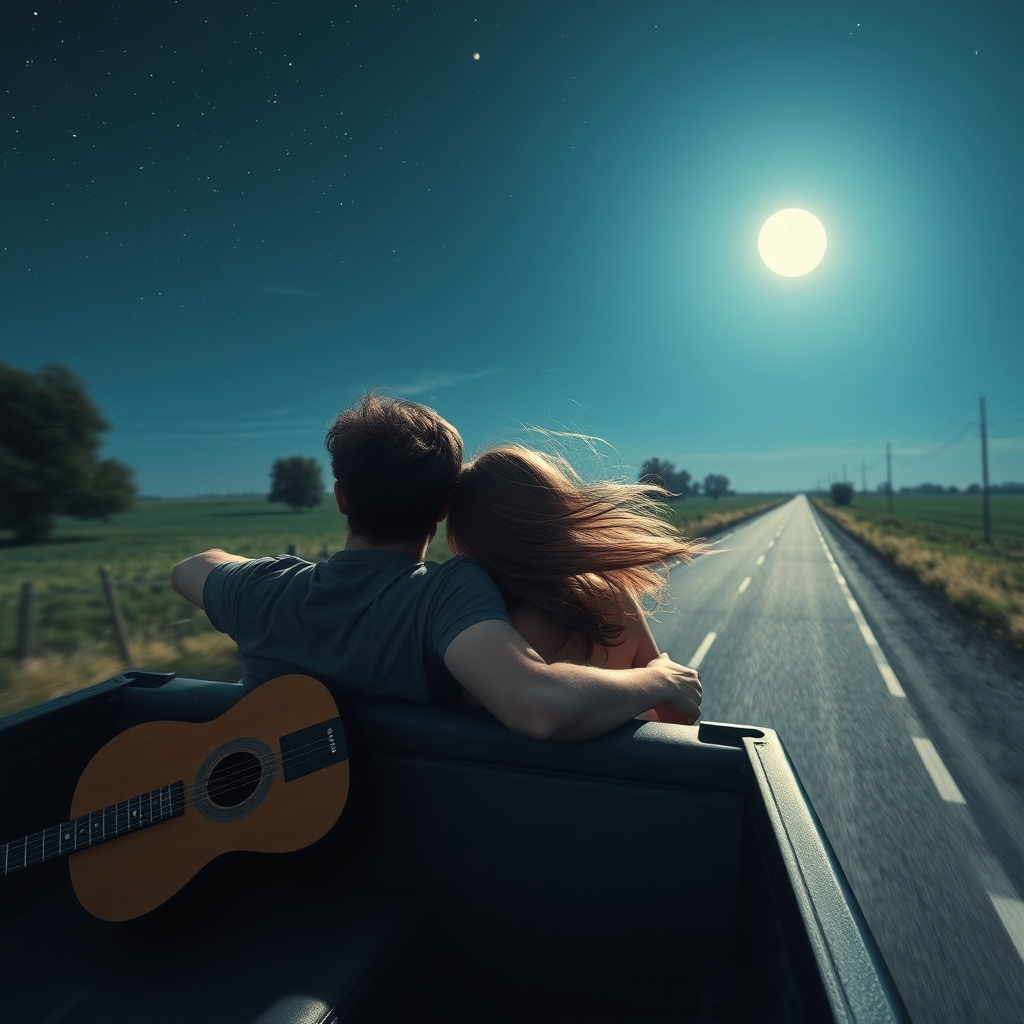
left=0, top=781, right=185, bottom=876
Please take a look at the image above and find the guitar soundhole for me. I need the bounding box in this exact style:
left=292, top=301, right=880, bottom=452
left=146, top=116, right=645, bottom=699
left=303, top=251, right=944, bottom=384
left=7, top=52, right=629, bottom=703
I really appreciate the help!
left=207, top=751, right=262, bottom=808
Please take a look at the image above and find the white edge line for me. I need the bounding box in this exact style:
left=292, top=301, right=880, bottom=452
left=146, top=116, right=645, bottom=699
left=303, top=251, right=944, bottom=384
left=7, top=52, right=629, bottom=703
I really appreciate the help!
left=877, top=663, right=907, bottom=698
left=689, top=631, right=717, bottom=669
left=911, top=737, right=966, bottom=804
left=989, top=895, right=1024, bottom=964
left=818, top=523, right=906, bottom=698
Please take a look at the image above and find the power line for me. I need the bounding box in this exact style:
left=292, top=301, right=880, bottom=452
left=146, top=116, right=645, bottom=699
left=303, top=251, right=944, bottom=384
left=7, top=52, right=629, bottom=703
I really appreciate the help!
left=896, top=422, right=976, bottom=463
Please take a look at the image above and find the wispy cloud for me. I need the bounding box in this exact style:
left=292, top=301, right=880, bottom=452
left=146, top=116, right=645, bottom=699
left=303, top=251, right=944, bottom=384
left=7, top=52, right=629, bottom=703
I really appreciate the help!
left=261, top=285, right=313, bottom=296
left=354, top=368, right=502, bottom=397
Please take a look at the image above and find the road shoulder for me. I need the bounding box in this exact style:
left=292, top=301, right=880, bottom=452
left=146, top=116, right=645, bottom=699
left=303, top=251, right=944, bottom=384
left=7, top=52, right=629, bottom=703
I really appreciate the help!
left=813, top=507, right=1024, bottom=907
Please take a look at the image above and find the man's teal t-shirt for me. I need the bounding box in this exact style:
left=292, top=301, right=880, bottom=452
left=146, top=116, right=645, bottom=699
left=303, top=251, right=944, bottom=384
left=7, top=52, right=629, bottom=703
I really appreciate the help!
left=203, top=550, right=509, bottom=701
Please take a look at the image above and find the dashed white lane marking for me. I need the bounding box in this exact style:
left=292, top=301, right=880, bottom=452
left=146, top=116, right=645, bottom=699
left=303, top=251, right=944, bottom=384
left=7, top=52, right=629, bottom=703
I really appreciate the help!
left=767, top=540, right=774, bottom=549
left=809, top=504, right=1024, bottom=962
left=756, top=554, right=765, bottom=566
left=689, top=631, right=717, bottom=669
left=813, top=521, right=906, bottom=698
left=911, top=737, right=967, bottom=803
left=989, top=895, right=1024, bottom=963
left=737, top=576, right=752, bottom=594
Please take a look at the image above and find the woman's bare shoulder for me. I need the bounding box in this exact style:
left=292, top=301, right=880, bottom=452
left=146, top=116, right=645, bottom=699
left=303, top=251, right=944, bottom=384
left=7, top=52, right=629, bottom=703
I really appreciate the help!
left=508, top=603, right=583, bottom=663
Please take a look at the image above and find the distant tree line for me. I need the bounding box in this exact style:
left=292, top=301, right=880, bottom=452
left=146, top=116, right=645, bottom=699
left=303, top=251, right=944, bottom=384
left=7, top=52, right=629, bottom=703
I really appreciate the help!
left=639, top=459, right=732, bottom=501
left=876, top=481, right=1024, bottom=496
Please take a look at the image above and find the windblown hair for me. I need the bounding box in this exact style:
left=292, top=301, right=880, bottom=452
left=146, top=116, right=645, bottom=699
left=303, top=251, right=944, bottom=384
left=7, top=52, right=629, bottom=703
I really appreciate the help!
left=447, top=446, right=707, bottom=659
left=325, top=390, right=462, bottom=545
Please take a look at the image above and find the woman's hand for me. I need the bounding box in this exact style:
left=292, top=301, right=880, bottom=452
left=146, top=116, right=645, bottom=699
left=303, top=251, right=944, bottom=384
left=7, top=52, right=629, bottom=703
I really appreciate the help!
left=647, top=703, right=698, bottom=726
left=646, top=652, right=701, bottom=725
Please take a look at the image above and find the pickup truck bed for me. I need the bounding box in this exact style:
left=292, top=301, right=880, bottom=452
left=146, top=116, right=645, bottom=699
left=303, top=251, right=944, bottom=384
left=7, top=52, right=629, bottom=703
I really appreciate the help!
left=0, top=672, right=910, bottom=1024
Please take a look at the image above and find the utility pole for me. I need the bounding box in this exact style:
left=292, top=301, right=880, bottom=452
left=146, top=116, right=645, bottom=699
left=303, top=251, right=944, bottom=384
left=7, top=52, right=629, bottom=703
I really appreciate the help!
left=980, top=397, right=991, bottom=543
left=861, top=461, right=867, bottom=494
left=843, top=464, right=847, bottom=484
left=886, top=443, right=893, bottom=514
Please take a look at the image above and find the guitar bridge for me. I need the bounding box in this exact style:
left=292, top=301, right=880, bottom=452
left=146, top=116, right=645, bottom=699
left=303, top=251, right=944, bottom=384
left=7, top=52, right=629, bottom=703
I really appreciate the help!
left=279, top=717, right=347, bottom=782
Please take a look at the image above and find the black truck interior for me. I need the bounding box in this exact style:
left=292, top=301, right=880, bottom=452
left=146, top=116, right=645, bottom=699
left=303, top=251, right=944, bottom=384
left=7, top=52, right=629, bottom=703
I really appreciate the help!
left=0, top=671, right=907, bottom=1024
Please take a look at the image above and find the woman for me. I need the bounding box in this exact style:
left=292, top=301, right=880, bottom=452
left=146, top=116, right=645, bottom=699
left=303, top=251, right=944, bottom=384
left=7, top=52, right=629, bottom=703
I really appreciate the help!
left=446, top=446, right=707, bottom=722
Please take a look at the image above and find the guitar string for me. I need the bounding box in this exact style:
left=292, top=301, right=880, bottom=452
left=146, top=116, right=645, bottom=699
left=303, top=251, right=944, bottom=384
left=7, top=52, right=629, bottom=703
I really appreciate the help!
left=4, top=741, right=336, bottom=869
left=181, top=732, right=334, bottom=798
left=3, top=736, right=344, bottom=868
left=182, top=738, right=334, bottom=804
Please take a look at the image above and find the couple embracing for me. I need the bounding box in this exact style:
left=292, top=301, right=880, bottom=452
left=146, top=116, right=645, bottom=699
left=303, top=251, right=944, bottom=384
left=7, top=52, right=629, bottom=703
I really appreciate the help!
left=172, top=392, right=703, bottom=741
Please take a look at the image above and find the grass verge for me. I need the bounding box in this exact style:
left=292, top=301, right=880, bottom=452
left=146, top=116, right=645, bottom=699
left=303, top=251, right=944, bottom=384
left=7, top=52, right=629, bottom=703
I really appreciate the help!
left=0, top=630, right=242, bottom=717
left=812, top=499, right=1024, bottom=649
left=670, top=495, right=791, bottom=537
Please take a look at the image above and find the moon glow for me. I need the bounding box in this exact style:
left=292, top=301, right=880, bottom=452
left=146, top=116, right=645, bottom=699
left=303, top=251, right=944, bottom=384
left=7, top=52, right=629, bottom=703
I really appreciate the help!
left=758, top=209, right=827, bottom=277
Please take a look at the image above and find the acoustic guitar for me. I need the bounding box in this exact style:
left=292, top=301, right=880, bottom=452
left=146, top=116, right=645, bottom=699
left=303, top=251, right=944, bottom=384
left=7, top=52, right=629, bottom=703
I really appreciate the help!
left=0, top=674, right=350, bottom=921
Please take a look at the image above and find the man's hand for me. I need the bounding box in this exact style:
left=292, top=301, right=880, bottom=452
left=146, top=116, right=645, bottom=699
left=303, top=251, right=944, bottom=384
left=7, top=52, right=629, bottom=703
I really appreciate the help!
left=644, top=652, right=702, bottom=726
left=171, top=549, right=248, bottom=608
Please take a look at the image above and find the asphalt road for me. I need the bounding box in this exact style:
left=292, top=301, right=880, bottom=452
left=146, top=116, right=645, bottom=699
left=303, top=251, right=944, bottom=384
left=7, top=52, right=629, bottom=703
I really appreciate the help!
left=652, top=494, right=1024, bottom=1024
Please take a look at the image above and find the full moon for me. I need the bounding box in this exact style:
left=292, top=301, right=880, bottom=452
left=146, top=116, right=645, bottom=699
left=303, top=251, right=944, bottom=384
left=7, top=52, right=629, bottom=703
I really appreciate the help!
left=758, top=208, right=827, bottom=277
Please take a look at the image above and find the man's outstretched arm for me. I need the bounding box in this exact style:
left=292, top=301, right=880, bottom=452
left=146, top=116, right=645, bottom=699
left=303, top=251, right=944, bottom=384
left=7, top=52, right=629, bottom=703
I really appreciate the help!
left=444, top=619, right=701, bottom=742
left=171, top=549, right=249, bottom=609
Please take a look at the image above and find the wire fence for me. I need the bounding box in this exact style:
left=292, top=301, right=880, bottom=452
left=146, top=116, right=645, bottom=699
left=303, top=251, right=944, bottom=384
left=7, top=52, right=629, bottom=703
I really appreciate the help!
left=4, top=542, right=337, bottom=669
left=0, top=577, right=171, bottom=605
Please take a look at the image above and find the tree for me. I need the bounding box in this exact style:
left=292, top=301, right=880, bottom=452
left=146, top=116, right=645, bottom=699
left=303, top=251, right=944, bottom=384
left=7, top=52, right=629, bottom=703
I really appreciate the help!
left=830, top=482, right=854, bottom=506
left=269, top=456, right=324, bottom=512
left=702, top=474, right=730, bottom=501
left=0, top=363, right=137, bottom=543
left=639, top=458, right=692, bottom=499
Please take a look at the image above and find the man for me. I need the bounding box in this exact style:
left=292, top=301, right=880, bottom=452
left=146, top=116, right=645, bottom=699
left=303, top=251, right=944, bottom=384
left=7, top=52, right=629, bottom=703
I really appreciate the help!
left=172, top=392, right=701, bottom=741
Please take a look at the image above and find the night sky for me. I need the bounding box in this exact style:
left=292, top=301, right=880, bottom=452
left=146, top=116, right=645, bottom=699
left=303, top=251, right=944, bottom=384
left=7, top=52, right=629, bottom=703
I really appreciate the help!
left=2, top=1, right=1021, bottom=496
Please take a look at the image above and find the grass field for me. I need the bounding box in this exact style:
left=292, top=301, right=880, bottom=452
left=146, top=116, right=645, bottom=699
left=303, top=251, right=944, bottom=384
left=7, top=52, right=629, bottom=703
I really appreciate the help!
left=831, top=493, right=1024, bottom=542
left=0, top=492, right=787, bottom=713
left=812, top=495, right=1024, bottom=648
left=0, top=497, right=357, bottom=711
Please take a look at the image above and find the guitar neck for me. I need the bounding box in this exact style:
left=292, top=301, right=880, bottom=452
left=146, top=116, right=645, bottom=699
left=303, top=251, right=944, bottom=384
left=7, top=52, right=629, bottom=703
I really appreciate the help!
left=1, top=781, right=185, bottom=877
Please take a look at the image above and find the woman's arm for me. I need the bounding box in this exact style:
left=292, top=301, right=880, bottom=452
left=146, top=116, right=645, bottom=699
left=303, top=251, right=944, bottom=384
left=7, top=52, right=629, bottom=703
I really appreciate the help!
left=624, top=594, right=660, bottom=668
left=621, top=594, right=663, bottom=721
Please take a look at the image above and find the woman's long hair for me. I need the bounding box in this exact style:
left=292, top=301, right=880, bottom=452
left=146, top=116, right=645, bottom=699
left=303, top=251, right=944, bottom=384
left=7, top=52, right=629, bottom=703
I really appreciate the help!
left=447, top=446, right=707, bottom=659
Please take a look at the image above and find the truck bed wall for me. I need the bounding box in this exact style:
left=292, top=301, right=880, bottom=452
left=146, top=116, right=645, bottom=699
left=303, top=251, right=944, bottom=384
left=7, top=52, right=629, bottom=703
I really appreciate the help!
left=0, top=674, right=905, bottom=1024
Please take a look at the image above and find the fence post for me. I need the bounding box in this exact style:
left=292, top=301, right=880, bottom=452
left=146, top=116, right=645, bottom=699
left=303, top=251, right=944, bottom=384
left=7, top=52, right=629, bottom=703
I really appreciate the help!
left=287, top=543, right=298, bottom=556
left=319, top=544, right=330, bottom=561
left=17, top=581, right=34, bottom=669
left=100, top=566, right=133, bottom=666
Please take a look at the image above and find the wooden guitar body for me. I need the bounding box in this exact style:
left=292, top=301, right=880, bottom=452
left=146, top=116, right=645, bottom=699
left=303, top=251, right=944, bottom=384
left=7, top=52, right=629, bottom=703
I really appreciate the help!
left=67, top=674, right=349, bottom=921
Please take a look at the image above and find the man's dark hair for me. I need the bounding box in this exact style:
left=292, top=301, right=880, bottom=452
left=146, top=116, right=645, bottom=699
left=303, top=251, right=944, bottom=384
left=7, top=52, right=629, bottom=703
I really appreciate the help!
left=325, top=390, right=463, bottom=545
